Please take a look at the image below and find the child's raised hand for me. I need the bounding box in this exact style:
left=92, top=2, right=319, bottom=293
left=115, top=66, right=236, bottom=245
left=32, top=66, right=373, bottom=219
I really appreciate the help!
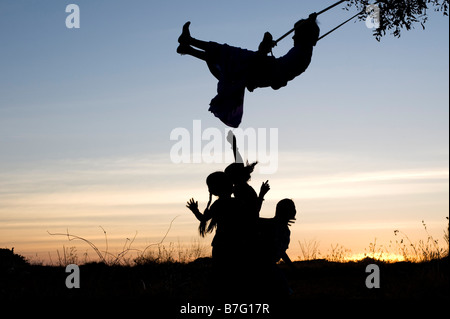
left=260, top=180, right=270, bottom=197
left=186, top=198, right=199, bottom=213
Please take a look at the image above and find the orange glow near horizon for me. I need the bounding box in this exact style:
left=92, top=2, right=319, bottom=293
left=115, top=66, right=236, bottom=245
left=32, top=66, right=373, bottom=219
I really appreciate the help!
left=10, top=216, right=447, bottom=266
left=1, top=153, right=448, bottom=266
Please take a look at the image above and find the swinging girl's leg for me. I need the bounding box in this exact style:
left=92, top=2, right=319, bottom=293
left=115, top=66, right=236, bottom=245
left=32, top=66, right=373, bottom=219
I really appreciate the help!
left=177, top=21, right=222, bottom=80
left=190, top=38, right=212, bottom=51
left=178, top=21, right=214, bottom=52
left=177, top=45, right=206, bottom=61
left=177, top=22, right=207, bottom=60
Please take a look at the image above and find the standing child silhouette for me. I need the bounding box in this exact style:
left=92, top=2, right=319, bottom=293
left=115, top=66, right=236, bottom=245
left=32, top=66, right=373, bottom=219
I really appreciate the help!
left=225, top=131, right=270, bottom=221
left=186, top=171, right=254, bottom=299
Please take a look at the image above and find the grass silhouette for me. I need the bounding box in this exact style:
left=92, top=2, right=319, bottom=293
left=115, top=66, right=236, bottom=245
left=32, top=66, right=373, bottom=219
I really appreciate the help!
left=46, top=216, right=182, bottom=266
left=1, top=218, right=448, bottom=301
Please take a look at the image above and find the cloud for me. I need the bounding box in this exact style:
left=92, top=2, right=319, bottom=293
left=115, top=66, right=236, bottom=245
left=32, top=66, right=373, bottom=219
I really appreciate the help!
left=264, top=151, right=449, bottom=201
left=1, top=151, right=448, bottom=208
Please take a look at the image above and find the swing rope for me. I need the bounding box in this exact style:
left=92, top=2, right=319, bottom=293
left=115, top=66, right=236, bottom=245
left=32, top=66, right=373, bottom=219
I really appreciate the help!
left=273, top=0, right=365, bottom=45
left=274, top=0, right=349, bottom=45
left=318, top=10, right=363, bottom=41
left=316, top=0, right=349, bottom=16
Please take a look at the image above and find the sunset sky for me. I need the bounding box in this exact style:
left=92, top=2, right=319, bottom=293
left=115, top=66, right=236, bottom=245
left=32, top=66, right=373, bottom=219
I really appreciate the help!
left=1, top=0, right=448, bottom=263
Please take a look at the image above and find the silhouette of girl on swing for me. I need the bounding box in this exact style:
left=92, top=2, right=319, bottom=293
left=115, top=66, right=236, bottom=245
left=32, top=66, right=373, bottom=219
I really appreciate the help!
left=177, top=14, right=320, bottom=127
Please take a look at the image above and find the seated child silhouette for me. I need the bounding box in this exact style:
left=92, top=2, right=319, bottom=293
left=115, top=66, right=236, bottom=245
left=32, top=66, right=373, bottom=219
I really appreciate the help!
left=256, top=198, right=297, bottom=297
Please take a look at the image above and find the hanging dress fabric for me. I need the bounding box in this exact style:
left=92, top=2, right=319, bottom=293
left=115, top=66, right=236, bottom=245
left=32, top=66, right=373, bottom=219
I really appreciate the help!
left=206, top=41, right=314, bottom=128
left=206, top=42, right=255, bottom=128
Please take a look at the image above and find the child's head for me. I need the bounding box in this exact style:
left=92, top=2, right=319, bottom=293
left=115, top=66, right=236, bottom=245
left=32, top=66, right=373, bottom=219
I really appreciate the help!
left=206, top=171, right=232, bottom=197
left=275, top=199, right=297, bottom=224
left=293, top=17, right=320, bottom=46
left=224, top=161, right=258, bottom=183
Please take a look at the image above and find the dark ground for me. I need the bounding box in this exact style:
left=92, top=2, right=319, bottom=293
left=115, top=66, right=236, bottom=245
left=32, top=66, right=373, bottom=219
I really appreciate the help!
left=0, top=249, right=448, bottom=316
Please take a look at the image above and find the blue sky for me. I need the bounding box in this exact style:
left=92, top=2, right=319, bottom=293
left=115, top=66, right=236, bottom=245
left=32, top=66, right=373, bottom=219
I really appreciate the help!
left=0, top=0, right=448, bottom=261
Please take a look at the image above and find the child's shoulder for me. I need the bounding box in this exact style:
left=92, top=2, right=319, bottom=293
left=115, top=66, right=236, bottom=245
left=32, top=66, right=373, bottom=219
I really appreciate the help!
left=211, top=197, right=242, bottom=209
left=235, top=182, right=257, bottom=196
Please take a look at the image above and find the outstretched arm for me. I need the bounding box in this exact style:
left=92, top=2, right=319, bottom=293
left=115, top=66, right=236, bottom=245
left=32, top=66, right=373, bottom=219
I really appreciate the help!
left=255, top=180, right=270, bottom=215
left=227, top=131, right=244, bottom=164
left=186, top=198, right=204, bottom=221
left=186, top=194, right=213, bottom=222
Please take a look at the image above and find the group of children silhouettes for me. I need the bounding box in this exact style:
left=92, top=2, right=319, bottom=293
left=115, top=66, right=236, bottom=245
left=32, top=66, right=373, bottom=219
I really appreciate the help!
left=179, top=13, right=321, bottom=300
left=186, top=132, right=297, bottom=299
